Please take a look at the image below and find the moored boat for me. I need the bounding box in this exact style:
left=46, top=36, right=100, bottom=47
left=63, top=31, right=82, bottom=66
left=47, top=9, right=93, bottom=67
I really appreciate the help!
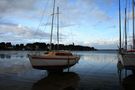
left=28, top=0, right=80, bottom=71
left=118, top=0, right=135, bottom=73
left=28, top=51, right=80, bottom=70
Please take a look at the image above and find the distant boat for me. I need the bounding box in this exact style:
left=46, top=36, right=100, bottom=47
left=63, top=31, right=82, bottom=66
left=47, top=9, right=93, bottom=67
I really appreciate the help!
left=28, top=0, right=80, bottom=71
left=118, top=0, right=135, bottom=73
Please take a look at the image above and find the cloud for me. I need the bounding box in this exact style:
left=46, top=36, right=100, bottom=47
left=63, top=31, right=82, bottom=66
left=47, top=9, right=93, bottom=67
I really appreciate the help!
left=0, top=0, right=113, bottom=27
left=0, top=22, right=17, bottom=26
left=0, top=0, right=37, bottom=13
left=72, top=38, right=119, bottom=49
left=0, top=0, right=42, bottom=20
left=53, top=0, right=112, bottom=27
left=91, top=39, right=118, bottom=49
left=0, top=21, right=67, bottom=44
left=0, top=0, right=119, bottom=49
left=0, top=22, right=50, bottom=43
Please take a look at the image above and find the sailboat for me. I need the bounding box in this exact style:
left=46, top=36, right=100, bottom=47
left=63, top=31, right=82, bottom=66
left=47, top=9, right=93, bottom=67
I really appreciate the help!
left=118, top=0, right=135, bottom=73
left=28, top=0, right=80, bottom=71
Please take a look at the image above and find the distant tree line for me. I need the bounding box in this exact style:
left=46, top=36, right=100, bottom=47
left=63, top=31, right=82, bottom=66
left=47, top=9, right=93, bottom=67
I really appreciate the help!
left=0, top=42, right=96, bottom=51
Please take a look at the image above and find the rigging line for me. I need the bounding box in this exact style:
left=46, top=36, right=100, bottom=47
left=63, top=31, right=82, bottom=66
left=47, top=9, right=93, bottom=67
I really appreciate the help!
left=34, top=0, right=49, bottom=38
left=38, top=13, right=50, bottom=41
left=40, top=15, right=50, bottom=40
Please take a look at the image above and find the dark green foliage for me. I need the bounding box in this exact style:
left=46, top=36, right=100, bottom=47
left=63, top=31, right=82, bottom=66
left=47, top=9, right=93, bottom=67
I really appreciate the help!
left=0, top=42, right=96, bottom=51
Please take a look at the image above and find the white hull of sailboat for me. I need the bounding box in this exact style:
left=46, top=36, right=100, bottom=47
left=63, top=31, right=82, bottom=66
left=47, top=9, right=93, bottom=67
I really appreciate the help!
left=28, top=55, right=80, bottom=70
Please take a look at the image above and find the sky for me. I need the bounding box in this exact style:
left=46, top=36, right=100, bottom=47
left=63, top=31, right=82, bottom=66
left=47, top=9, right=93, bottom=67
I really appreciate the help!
left=0, top=0, right=130, bottom=49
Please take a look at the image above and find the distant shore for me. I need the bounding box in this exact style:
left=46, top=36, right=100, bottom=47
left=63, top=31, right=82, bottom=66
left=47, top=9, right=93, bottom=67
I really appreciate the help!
left=0, top=42, right=96, bottom=51
left=97, top=49, right=118, bottom=51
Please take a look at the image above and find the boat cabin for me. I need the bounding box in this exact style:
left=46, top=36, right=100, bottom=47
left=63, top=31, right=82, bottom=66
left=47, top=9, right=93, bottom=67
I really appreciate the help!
left=46, top=51, right=73, bottom=56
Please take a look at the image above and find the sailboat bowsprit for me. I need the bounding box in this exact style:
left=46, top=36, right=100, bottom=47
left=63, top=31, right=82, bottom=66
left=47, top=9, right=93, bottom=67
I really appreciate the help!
left=28, top=0, right=80, bottom=71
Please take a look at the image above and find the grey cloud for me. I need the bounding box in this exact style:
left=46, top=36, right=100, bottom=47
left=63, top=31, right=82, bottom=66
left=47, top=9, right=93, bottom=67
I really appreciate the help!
left=0, top=23, right=50, bottom=42
left=0, top=0, right=113, bottom=27
left=0, top=0, right=37, bottom=13
left=0, top=0, right=40, bottom=19
left=56, top=0, right=112, bottom=26
left=0, top=0, right=117, bottom=46
left=0, top=21, right=67, bottom=43
left=0, top=22, right=17, bottom=26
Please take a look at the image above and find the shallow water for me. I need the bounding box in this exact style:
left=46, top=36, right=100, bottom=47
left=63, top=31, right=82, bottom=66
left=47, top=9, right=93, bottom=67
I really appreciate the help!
left=0, top=51, right=134, bottom=90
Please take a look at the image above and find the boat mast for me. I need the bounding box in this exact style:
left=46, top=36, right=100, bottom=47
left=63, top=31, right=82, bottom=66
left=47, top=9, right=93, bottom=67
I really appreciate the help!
left=119, top=0, right=122, bottom=52
left=57, top=7, right=59, bottom=50
left=124, top=0, right=127, bottom=50
left=50, top=0, right=56, bottom=50
left=132, top=0, right=135, bottom=49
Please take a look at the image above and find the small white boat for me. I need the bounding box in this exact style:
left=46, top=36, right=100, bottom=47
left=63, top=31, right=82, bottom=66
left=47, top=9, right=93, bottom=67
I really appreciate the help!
left=28, top=51, right=80, bottom=70
left=28, top=0, right=80, bottom=71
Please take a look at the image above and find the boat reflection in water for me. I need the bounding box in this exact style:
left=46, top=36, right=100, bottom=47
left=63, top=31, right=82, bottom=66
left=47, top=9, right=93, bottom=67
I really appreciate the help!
left=32, top=72, right=80, bottom=90
left=122, top=74, right=135, bottom=90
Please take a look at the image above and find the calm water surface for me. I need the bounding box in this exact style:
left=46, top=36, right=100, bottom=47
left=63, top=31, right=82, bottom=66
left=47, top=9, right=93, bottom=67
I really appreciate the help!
left=0, top=51, right=134, bottom=90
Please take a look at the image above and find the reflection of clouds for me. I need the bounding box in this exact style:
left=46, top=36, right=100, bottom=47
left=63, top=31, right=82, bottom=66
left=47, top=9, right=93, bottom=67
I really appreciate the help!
left=0, top=51, right=31, bottom=74
left=83, top=54, right=117, bottom=64
left=72, top=51, right=118, bottom=73
left=32, top=72, right=80, bottom=90
left=0, top=51, right=28, bottom=59
left=0, top=54, right=11, bottom=59
left=122, top=74, right=135, bottom=90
